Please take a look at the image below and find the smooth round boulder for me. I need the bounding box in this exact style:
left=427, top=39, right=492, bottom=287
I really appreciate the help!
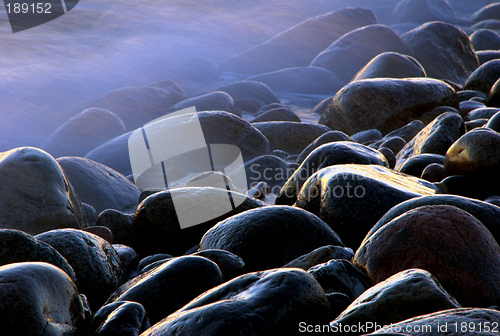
left=311, top=24, right=414, bottom=83
left=311, top=97, right=334, bottom=115
left=216, top=81, right=280, bottom=105
left=283, top=245, right=354, bottom=271
left=379, top=136, right=407, bottom=155
left=0, top=262, right=89, bottom=336
left=355, top=204, right=500, bottom=307
left=397, top=154, right=445, bottom=177
left=351, top=129, right=383, bottom=144
left=471, top=3, right=500, bottom=23
left=297, top=131, right=351, bottom=164
left=43, top=108, right=126, bottom=158
left=352, top=52, right=426, bottom=81
left=142, top=268, right=329, bottom=336
left=470, top=29, right=500, bottom=51
left=487, top=78, right=500, bottom=107
left=477, top=50, right=500, bottom=65
left=35, top=229, right=126, bottom=311
left=250, top=107, right=301, bottom=123
left=486, top=110, right=500, bottom=132
left=169, top=91, right=240, bottom=117
left=199, top=205, right=343, bottom=272
left=467, top=107, right=500, bottom=120
left=319, top=78, right=458, bottom=135
left=391, top=0, right=459, bottom=25
left=243, top=154, right=292, bottom=190
left=234, top=98, right=265, bottom=115
left=0, top=147, right=87, bottom=234
left=91, top=301, right=149, bottom=336
left=421, top=163, right=446, bottom=182
left=463, top=59, right=500, bottom=93
left=58, top=157, right=140, bottom=214
left=401, top=22, right=478, bottom=83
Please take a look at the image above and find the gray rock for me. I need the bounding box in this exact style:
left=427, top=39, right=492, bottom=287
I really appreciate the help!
left=421, top=163, right=446, bottom=182
left=397, top=154, right=445, bottom=177
left=234, top=98, right=265, bottom=114
left=35, top=229, right=126, bottom=311
left=250, top=107, right=301, bottom=123
left=297, top=131, right=351, bottom=164
left=0, top=147, right=87, bottom=235
left=283, top=245, right=354, bottom=271
left=457, top=90, right=488, bottom=102
left=311, top=97, right=334, bottom=115
left=91, top=301, right=149, bottom=336
left=395, top=112, right=463, bottom=169
left=219, top=8, right=377, bottom=75
left=0, top=262, right=90, bottom=336
left=319, top=78, right=458, bottom=135
left=199, top=205, right=343, bottom=272
left=466, top=118, right=489, bottom=131
left=43, top=108, right=126, bottom=158
left=293, top=164, right=436, bottom=249
left=383, top=120, right=426, bottom=142
left=477, top=50, right=500, bottom=65
left=311, top=24, right=413, bottom=83
left=378, top=147, right=396, bottom=169
left=467, top=107, right=500, bottom=120
left=191, top=249, right=245, bottom=281
left=471, top=29, right=500, bottom=51
left=402, top=22, right=478, bottom=83
left=380, top=136, right=407, bottom=155
left=331, top=269, right=460, bottom=334
left=141, top=268, right=329, bottom=336
left=353, top=52, right=426, bottom=81
left=170, top=91, right=240, bottom=117
left=471, top=3, right=500, bottom=23
left=391, top=0, right=459, bottom=25
left=463, top=59, right=500, bottom=93
left=244, top=154, right=292, bottom=190
left=486, top=110, right=500, bottom=131
left=216, top=81, right=280, bottom=105
left=107, top=255, right=223, bottom=325
left=352, top=129, right=383, bottom=144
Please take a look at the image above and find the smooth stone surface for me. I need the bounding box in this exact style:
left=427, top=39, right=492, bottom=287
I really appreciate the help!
left=459, top=100, right=486, bottom=117
left=471, top=3, right=500, bottom=23
left=170, top=91, right=240, bottom=117
left=199, top=205, right=343, bottom=272
left=0, top=147, right=87, bottom=235
left=369, top=308, right=500, bottom=335
left=58, top=157, right=140, bottom=214
left=486, top=110, right=500, bottom=132
left=0, top=262, right=89, bottom=336
left=421, top=163, right=446, bottom=182
left=439, top=175, right=489, bottom=200
left=253, top=121, right=331, bottom=155
left=319, top=78, right=458, bottom=135
left=43, top=108, right=126, bottom=158
left=311, top=97, right=334, bottom=115
left=378, top=147, right=396, bottom=169
left=92, top=301, right=149, bottom=336
left=283, top=245, right=354, bottom=271
left=311, top=24, right=413, bottom=83
left=297, top=131, right=351, bottom=164
left=308, top=259, right=371, bottom=299
left=391, top=0, right=459, bottom=25
left=86, top=111, right=270, bottom=177
left=457, top=90, right=488, bottom=102
left=89, top=86, right=186, bottom=131
left=95, top=209, right=134, bottom=246
left=191, top=249, right=245, bottom=281
left=125, top=187, right=266, bottom=257
left=488, top=78, right=500, bottom=107
left=36, top=228, right=126, bottom=311
left=463, top=59, right=500, bottom=93
left=234, top=98, right=265, bottom=114
left=292, top=164, right=436, bottom=249
left=395, top=112, right=463, bottom=169
left=380, top=136, right=407, bottom=155
left=352, top=52, right=426, bottom=81
left=467, top=107, right=500, bottom=120
left=216, top=81, right=280, bottom=105
left=113, top=244, right=139, bottom=279
left=218, top=7, right=377, bottom=75
left=331, top=269, right=460, bottom=332
left=397, top=154, right=445, bottom=177
left=0, top=229, right=76, bottom=282
left=250, top=107, right=301, bottom=123
left=382, top=120, right=425, bottom=142
left=465, top=118, right=489, bottom=131
left=477, top=50, right=500, bottom=65
left=472, top=19, right=500, bottom=30
left=107, top=255, right=223, bottom=324
left=141, top=268, right=329, bottom=336
left=444, top=128, right=500, bottom=189
left=471, top=29, right=500, bottom=51
left=351, top=129, right=382, bottom=144
left=401, top=22, right=478, bottom=83
left=243, top=154, right=292, bottom=189
left=276, top=142, right=388, bottom=206
left=355, top=205, right=500, bottom=307
left=248, top=66, right=344, bottom=95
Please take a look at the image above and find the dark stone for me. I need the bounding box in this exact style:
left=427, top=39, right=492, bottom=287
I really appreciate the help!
left=91, top=301, right=149, bottom=336
left=308, top=259, right=371, bottom=299
left=141, top=268, right=329, bottom=336
left=86, top=111, right=270, bottom=177
left=246, top=181, right=271, bottom=200
left=465, top=118, right=489, bottom=131
left=219, top=8, right=377, bottom=75
left=191, top=249, right=245, bottom=281
left=331, top=269, right=460, bottom=334
left=444, top=128, right=500, bottom=192
left=43, top=108, right=126, bottom=158
left=488, top=78, right=500, bottom=107
left=114, top=244, right=139, bottom=279
left=83, top=226, right=113, bottom=244
left=467, top=107, right=500, bottom=120
left=0, top=147, right=87, bottom=235
left=395, top=112, right=463, bottom=169
left=439, top=175, right=489, bottom=200
left=383, top=120, right=426, bottom=142
left=401, top=22, right=478, bottom=83
left=283, top=245, right=354, bottom=271
left=391, top=0, right=459, bottom=25
left=368, top=308, right=500, bottom=335
left=0, top=262, right=89, bottom=335
left=148, top=80, right=187, bottom=101
left=234, top=98, right=265, bottom=115
left=486, top=110, right=500, bottom=132
left=471, top=3, right=500, bottom=23
left=58, top=157, right=140, bottom=214
left=250, top=107, right=301, bottom=123
left=471, top=29, right=500, bottom=51
left=182, top=171, right=238, bottom=191
left=327, top=293, right=352, bottom=321
left=0, top=229, right=76, bottom=282
left=397, top=154, right=445, bottom=177
left=82, top=203, right=97, bottom=226
left=35, top=228, right=126, bottom=311
left=138, top=254, right=173, bottom=273
left=319, top=78, right=458, bottom=135
left=459, top=100, right=486, bottom=118
left=472, top=19, right=500, bottom=30
left=248, top=66, right=344, bottom=95
left=89, top=87, right=186, bottom=131
left=253, top=121, right=331, bottom=155
left=276, top=142, right=388, bottom=206
left=199, top=205, right=343, bottom=272
left=421, top=163, right=446, bottom=182
left=311, top=97, right=334, bottom=115
left=96, top=209, right=134, bottom=247
left=477, top=50, right=500, bottom=65
left=352, top=129, right=382, bottom=144
left=297, top=131, right=351, bottom=164
left=463, top=59, right=500, bottom=93
left=457, top=90, right=488, bottom=102
left=170, top=91, right=240, bottom=117
left=126, top=187, right=266, bottom=257
left=311, top=24, right=413, bottom=83
left=244, top=154, right=292, bottom=190
left=355, top=204, right=500, bottom=307
left=378, top=147, right=396, bottom=169
left=107, top=255, right=223, bottom=325
left=292, top=164, right=436, bottom=250
left=380, top=136, right=406, bottom=155
left=217, top=81, right=280, bottom=105
left=352, top=52, right=426, bottom=81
